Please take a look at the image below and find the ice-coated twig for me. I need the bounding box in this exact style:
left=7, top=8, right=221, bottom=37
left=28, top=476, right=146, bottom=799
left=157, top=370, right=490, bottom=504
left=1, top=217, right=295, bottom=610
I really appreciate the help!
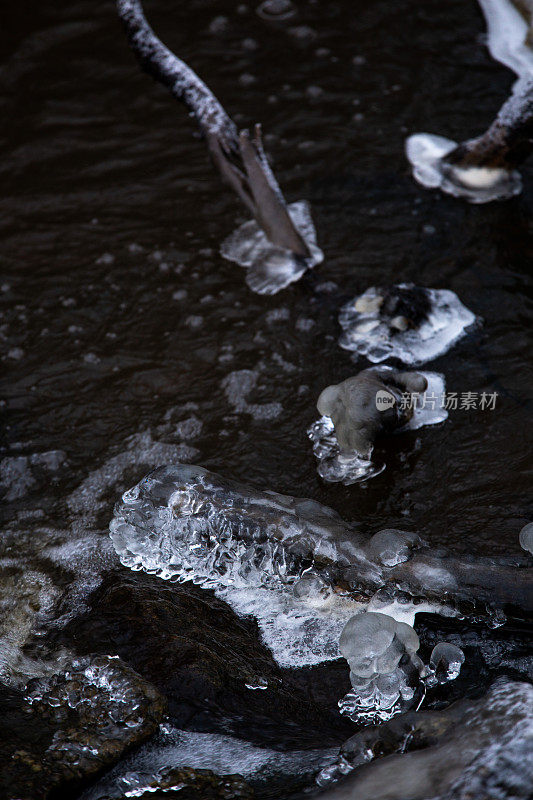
left=110, top=464, right=533, bottom=618
left=116, top=0, right=310, bottom=257
left=406, top=0, right=533, bottom=202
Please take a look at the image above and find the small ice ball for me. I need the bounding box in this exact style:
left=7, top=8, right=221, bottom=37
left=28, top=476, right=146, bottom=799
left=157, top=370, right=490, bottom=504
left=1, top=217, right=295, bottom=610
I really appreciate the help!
left=519, top=523, right=533, bottom=556
left=429, top=642, right=465, bottom=683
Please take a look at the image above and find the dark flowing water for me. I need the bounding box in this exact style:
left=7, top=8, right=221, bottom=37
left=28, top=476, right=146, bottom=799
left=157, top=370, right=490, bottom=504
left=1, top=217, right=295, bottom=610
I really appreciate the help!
left=1, top=0, right=532, bottom=797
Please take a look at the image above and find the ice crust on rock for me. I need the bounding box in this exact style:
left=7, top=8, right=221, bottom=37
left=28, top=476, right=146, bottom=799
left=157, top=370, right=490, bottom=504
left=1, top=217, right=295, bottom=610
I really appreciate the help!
left=337, top=612, right=423, bottom=723
left=338, top=284, right=477, bottom=365
left=308, top=370, right=447, bottom=485
left=519, top=522, right=533, bottom=555
left=220, top=200, right=323, bottom=295
left=405, top=133, right=522, bottom=202
left=109, top=466, right=531, bottom=666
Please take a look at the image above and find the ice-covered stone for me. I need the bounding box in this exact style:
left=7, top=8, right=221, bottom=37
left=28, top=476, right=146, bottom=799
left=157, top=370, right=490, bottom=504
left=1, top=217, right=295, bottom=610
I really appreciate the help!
left=338, top=284, right=477, bottom=365
left=220, top=201, right=323, bottom=294
left=109, top=466, right=533, bottom=667
left=309, top=368, right=446, bottom=484
left=318, top=679, right=533, bottom=799
left=519, top=522, right=533, bottom=555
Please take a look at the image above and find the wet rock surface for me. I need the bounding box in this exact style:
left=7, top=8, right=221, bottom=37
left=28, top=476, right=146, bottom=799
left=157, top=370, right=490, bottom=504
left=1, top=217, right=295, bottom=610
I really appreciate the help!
left=320, top=678, right=533, bottom=799
left=0, top=656, right=165, bottom=800
left=84, top=766, right=254, bottom=800
left=44, top=569, right=353, bottom=747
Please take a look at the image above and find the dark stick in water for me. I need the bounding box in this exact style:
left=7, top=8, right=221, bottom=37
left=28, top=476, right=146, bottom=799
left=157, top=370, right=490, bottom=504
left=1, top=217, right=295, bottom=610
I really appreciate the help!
left=116, top=0, right=310, bottom=258
left=444, top=77, right=533, bottom=170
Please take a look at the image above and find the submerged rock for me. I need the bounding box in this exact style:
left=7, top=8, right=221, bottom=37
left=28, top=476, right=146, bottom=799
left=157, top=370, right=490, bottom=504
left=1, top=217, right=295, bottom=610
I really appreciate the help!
left=318, top=679, right=533, bottom=798
left=338, top=284, right=476, bottom=365
left=0, top=655, right=165, bottom=800
left=45, top=570, right=350, bottom=745
left=83, top=726, right=336, bottom=800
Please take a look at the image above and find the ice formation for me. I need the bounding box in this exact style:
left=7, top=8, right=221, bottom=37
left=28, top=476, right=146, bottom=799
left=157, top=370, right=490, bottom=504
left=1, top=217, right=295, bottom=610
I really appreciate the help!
left=118, top=0, right=321, bottom=294
left=309, top=368, right=446, bottom=485
left=478, top=0, right=533, bottom=85
left=405, top=133, right=523, bottom=203
left=519, top=521, right=533, bottom=555
left=110, top=466, right=533, bottom=669
left=337, top=612, right=423, bottom=724
left=220, top=200, right=324, bottom=295
left=406, top=1, right=533, bottom=202
left=426, top=642, right=465, bottom=686
left=338, top=284, right=477, bottom=365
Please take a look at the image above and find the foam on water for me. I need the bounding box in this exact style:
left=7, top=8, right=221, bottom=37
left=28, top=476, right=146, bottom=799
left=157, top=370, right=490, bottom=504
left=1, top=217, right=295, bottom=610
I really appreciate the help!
left=308, top=371, right=447, bottom=485
left=338, top=284, right=477, bottom=365
left=220, top=200, right=324, bottom=295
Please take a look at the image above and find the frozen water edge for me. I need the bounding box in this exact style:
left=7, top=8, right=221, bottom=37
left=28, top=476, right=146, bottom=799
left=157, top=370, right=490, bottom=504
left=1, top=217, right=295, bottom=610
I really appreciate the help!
left=82, top=725, right=338, bottom=800
left=339, top=284, right=477, bottom=365
left=220, top=200, right=324, bottom=295
left=308, top=371, right=447, bottom=486
left=405, top=133, right=522, bottom=203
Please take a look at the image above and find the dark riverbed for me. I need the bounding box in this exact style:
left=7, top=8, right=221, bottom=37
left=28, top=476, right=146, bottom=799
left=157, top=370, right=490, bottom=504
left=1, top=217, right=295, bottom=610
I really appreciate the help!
left=1, top=0, right=532, bottom=798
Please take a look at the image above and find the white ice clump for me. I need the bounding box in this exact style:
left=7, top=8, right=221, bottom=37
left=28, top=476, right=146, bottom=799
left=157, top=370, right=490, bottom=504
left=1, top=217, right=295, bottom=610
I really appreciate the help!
left=519, top=522, right=533, bottom=555
left=338, top=612, right=423, bottom=723
left=308, top=370, right=447, bottom=485
left=405, top=133, right=522, bottom=202
left=338, top=284, right=477, bottom=365
left=220, top=200, right=323, bottom=295
left=426, top=642, right=465, bottom=686
left=109, top=464, right=368, bottom=666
